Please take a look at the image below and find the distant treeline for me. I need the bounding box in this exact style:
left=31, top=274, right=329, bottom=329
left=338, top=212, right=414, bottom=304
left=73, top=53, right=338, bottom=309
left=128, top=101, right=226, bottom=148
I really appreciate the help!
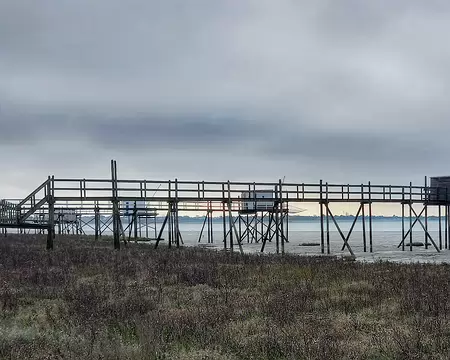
left=84, top=215, right=442, bottom=222
left=152, top=215, right=438, bottom=222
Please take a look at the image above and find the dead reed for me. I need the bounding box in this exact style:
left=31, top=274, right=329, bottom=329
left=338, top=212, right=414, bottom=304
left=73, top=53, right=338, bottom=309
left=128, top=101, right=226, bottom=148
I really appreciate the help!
left=1, top=234, right=450, bottom=359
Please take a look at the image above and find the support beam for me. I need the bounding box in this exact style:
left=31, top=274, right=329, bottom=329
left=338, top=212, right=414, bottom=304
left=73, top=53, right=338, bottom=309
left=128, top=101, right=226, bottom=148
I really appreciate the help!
left=154, top=210, right=170, bottom=249
left=198, top=211, right=209, bottom=243
left=397, top=206, right=426, bottom=248
left=327, top=204, right=357, bottom=257
left=410, top=206, right=440, bottom=252
left=261, top=213, right=274, bottom=253
left=227, top=202, right=244, bottom=255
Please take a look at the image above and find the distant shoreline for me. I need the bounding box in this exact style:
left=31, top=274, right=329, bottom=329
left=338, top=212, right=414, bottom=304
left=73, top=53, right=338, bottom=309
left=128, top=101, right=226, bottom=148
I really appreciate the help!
left=144, top=215, right=441, bottom=222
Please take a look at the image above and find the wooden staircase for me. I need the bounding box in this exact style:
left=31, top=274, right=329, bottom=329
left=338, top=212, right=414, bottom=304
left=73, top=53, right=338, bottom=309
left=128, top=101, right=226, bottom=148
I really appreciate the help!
left=15, top=178, right=51, bottom=224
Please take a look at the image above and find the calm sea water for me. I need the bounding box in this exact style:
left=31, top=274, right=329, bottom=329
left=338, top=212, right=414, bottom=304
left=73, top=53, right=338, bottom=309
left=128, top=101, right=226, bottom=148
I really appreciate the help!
left=94, top=219, right=450, bottom=263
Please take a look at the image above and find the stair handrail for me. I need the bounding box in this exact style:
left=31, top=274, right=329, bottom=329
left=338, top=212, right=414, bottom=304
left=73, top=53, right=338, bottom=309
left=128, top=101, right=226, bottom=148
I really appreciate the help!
left=16, top=178, right=51, bottom=210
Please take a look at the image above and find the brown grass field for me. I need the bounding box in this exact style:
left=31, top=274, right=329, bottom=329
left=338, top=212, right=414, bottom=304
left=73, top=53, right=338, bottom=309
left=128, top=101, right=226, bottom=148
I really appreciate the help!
left=1, top=234, right=450, bottom=359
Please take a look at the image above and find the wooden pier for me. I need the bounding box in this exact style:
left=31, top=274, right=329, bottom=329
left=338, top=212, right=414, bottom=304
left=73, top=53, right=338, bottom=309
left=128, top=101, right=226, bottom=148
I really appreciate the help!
left=2, top=160, right=450, bottom=256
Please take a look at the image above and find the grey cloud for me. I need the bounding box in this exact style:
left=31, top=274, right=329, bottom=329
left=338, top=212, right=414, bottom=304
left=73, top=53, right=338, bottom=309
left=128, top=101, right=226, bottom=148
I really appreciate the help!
left=0, top=110, right=266, bottom=150
left=266, top=128, right=435, bottom=165
left=1, top=1, right=450, bottom=197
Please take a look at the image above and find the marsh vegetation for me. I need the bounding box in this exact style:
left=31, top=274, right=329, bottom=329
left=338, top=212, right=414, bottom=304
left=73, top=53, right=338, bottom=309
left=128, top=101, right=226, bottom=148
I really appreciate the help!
left=1, top=234, right=450, bottom=359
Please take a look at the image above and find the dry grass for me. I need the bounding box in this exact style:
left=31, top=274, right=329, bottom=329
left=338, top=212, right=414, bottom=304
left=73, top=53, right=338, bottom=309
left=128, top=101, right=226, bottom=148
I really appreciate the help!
left=1, top=234, right=450, bottom=359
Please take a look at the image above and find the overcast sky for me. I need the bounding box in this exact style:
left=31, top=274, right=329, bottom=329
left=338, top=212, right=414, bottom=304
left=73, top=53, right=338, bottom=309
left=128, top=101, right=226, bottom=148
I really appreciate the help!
left=1, top=1, right=450, bottom=199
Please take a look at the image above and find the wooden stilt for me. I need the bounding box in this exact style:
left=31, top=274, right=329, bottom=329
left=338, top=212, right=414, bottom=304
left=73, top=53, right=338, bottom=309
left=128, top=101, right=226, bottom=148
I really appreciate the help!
left=47, top=176, right=54, bottom=250
left=439, top=205, right=442, bottom=250
left=279, top=180, right=284, bottom=255
left=320, top=180, right=325, bottom=254
left=368, top=182, right=373, bottom=253
left=362, top=203, right=367, bottom=253
left=401, top=202, right=405, bottom=251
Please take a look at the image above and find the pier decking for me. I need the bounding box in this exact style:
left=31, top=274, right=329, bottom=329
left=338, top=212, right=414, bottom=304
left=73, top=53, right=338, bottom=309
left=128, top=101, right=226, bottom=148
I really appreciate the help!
left=1, top=160, right=450, bottom=256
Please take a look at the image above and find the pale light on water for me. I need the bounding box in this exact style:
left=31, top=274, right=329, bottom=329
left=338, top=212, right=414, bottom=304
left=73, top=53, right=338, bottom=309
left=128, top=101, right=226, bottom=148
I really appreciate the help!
left=88, top=219, right=450, bottom=263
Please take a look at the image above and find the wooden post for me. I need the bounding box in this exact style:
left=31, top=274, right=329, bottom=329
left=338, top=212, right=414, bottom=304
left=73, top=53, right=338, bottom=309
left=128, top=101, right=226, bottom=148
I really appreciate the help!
left=274, top=184, right=280, bottom=254
left=116, top=163, right=123, bottom=243
left=111, top=161, right=116, bottom=245
left=424, top=176, right=428, bottom=249
left=112, top=160, right=120, bottom=250
left=222, top=183, right=227, bottom=251
left=402, top=194, right=405, bottom=251
left=47, top=176, right=54, bottom=250
left=362, top=202, right=367, bottom=252
left=94, top=203, right=100, bottom=240
left=439, top=205, right=442, bottom=250
left=210, top=202, right=214, bottom=244
left=206, top=202, right=210, bottom=243
left=245, top=213, right=249, bottom=243
left=238, top=213, right=242, bottom=246
left=57, top=214, right=61, bottom=235
left=445, top=205, right=450, bottom=249
left=169, top=205, right=174, bottom=249
left=261, top=212, right=264, bottom=243
left=409, top=183, right=413, bottom=251
left=227, top=181, right=234, bottom=252
left=133, top=202, right=138, bottom=242
left=279, top=179, right=284, bottom=255
left=168, top=181, right=172, bottom=249
left=320, top=180, right=325, bottom=254
left=369, top=182, right=373, bottom=253
left=326, top=202, right=330, bottom=255
left=175, top=178, right=180, bottom=248
left=360, top=184, right=366, bottom=252
left=326, top=182, right=330, bottom=254
left=286, top=211, right=290, bottom=246
left=210, top=203, right=214, bottom=244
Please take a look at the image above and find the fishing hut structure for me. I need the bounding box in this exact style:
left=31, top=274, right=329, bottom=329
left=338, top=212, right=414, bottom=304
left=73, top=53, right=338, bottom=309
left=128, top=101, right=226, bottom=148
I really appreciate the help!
left=237, top=189, right=289, bottom=251
left=121, top=200, right=158, bottom=241
left=0, top=199, right=17, bottom=235
left=28, top=200, right=158, bottom=239
left=1, top=160, right=450, bottom=258
left=197, top=189, right=289, bottom=249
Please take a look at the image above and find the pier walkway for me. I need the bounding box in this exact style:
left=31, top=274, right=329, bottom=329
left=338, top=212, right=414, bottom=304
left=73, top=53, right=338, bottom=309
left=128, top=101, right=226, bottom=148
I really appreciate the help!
left=2, top=160, right=449, bottom=256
